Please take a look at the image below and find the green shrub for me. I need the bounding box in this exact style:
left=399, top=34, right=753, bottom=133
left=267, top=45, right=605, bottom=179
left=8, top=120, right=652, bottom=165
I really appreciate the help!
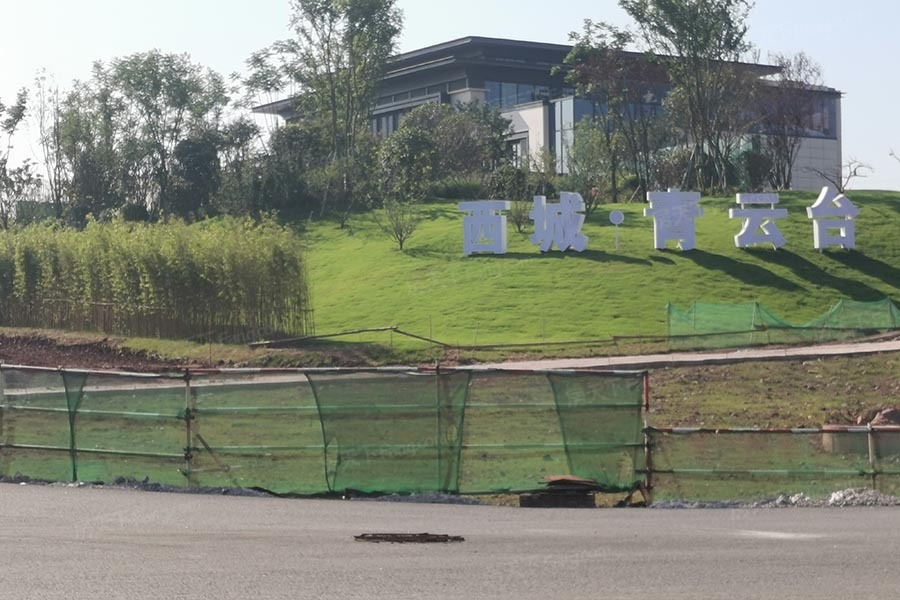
left=0, top=218, right=313, bottom=341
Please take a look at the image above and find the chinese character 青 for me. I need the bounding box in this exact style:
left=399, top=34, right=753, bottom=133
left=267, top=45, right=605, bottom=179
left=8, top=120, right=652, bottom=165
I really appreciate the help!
left=643, top=189, right=703, bottom=250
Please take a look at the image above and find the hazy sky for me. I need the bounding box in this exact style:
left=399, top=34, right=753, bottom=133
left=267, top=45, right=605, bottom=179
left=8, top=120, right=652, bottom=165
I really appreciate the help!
left=3, top=0, right=898, bottom=190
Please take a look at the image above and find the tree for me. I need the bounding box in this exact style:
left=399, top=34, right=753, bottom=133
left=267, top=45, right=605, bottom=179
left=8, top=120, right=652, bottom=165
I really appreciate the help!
left=559, top=20, right=632, bottom=203
left=568, top=118, right=623, bottom=213
left=807, top=158, right=871, bottom=193
left=55, top=78, right=125, bottom=225
left=620, top=0, right=757, bottom=193
left=107, top=51, right=229, bottom=217
left=170, top=132, right=222, bottom=218
left=757, top=52, right=824, bottom=190
left=0, top=89, right=39, bottom=229
left=34, top=72, right=67, bottom=218
left=396, top=102, right=512, bottom=193
left=247, top=0, right=403, bottom=225
left=375, top=122, right=437, bottom=250
left=561, top=20, right=677, bottom=197
left=47, top=53, right=229, bottom=225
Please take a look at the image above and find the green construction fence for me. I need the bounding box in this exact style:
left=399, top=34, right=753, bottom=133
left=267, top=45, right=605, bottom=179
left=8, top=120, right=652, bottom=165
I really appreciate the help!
left=0, top=366, right=647, bottom=495
left=667, top=298, right=900, bottom=350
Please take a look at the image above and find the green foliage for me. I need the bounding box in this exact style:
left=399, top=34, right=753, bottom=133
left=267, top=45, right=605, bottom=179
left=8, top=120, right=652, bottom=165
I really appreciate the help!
left=395, top=102, right=513, bottom=196
left=488, top=165, right=531, bottom=233
left=0, top=89, right=39, bottom=230
left=561, top=19, right=675, bottom=196
left=620, top=0, right=757, bottom=193
left=245, top=0, right=403, bottom=224
left=736, top=146, right=774, bottom=193
left=49, top=52, right=230, bottom=225
left=0, top=218, right=312, bottom=341
left=568, top=118, right=626, bottom=210
left=375, top=124, right=436, bottom=249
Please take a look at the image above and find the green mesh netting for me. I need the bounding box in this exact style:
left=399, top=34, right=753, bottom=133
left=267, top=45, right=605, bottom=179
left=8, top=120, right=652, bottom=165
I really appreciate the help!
left=0, top=367, right=647, bottom=495
left=306, top=371, right=471, bottom=494
left=667, top=298, right=900, bottom=350
left=0, top=368, right=186, bottom=484
left=547, top=372, right=645, bottom=490
left=805, top=298, right=900, bottom=330
left=646, top=429, right=900, bottom=502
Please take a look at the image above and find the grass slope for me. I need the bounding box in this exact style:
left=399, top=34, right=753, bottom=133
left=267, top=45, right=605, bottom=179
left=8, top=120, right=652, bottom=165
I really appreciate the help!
left=306, top=191, right=900, bottom=348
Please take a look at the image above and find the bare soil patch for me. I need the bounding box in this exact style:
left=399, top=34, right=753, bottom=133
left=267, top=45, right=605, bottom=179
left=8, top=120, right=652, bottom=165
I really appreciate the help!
left=0, top=334, right=187, bottom=372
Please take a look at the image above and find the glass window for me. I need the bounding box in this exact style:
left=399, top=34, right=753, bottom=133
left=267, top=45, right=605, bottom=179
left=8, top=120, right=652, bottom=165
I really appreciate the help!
left=501, top=82, right=517, bottom=108
left=574, top=99, right=598, bottom=123
left=448, top=79, right=467, bottom=92
left=517, top=84, right=535, bottom=104
left=486, top=81, right=501, bottom=107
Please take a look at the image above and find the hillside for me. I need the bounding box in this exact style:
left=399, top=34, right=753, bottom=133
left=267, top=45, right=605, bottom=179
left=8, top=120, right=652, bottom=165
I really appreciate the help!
left=305, top=190, right=900, bottom=350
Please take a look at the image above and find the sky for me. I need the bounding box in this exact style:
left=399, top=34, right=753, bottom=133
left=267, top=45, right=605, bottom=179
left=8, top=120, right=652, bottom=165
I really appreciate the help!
left=2, top=0, right=899, bottom=190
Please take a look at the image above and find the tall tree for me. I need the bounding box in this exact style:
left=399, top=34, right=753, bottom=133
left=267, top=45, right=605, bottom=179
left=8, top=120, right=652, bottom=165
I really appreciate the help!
left=559, top=20, right=631, bottom=202
left=396, top=102, right=511, bottom=193
left=758, top=52, right=823, bottom=190
left=620, top=0, right=757, bottom=192
left=246, top=0, right=403, bottom=225
left=107, top=51, right=229, bottom=216
left=0, top=89, right=39, bottom=229
left=49, top=53, right=229, bottom=223
left=34, top=72, right=67, bottom=218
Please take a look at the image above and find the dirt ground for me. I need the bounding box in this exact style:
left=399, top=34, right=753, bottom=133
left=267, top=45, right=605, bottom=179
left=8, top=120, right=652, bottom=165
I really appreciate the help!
left=0, top=333, right=187, bottom=372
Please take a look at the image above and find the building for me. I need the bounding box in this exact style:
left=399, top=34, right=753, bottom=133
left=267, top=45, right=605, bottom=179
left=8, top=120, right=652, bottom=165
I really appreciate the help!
left=253, top=36, right=842, bottom=192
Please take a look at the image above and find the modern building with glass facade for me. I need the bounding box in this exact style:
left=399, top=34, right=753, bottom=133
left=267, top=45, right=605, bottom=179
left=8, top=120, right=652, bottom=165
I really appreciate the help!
left=254, top=36, right=842, bottom=191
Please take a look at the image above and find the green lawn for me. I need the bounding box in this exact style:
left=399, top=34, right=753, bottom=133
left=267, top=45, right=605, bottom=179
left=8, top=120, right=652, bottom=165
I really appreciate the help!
left=305, top=191, right=900, bottom=349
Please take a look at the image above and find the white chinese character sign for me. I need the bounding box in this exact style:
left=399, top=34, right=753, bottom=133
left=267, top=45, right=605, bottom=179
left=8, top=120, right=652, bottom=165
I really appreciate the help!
left=807, top=187, right=859, bottom=250
left=730, top=193, right=788, bottom=249
left=644, top=189, right=703, bottom=250
left=458, top=201, right=511, bottom=255
left=456, top=187, right=862, bottom=256
left=529, top=192, right=589, bottom=252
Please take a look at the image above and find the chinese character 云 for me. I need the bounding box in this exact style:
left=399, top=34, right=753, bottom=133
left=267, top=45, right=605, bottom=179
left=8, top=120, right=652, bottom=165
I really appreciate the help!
left=729, top=193, right=788, bottom=249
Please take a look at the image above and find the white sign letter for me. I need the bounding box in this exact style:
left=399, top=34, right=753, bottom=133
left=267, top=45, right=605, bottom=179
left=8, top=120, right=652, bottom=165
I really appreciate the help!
left=644, top=189, right=703, bottom=250
left=730, top=193, right=788, bottom=249
left=459, top=200, right=511, bottom=256
left=529, top=192, right=589, bottom=252
left=807, top=187, right=859, bottom=250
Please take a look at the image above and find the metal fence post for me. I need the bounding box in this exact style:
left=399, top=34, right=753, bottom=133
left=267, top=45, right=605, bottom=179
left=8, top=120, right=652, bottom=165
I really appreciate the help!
left=867, top=425, right=878, bottom=491
left=0, top=366, right=5, bottom=455
left=184, top=370, right=195, bottom=488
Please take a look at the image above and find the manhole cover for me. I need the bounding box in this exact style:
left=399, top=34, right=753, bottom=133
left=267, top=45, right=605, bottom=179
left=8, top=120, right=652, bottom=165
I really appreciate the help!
left=354, top=533, right=465, bottom=544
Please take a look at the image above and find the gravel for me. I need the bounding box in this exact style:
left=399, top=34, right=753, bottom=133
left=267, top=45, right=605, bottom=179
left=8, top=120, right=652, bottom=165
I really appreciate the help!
left=5, top=474, right=899, bottom=508
left=653, top=488, right=900, bottom=509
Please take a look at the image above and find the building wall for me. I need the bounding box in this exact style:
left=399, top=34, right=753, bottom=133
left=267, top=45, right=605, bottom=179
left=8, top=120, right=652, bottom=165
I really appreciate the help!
left=449, top=88, right=487, bottom=105
left=502, top=101, right=550, bottom=166
left=790, top=137, right=843, bottom=191
left=790, top=98, right=842, bottom=191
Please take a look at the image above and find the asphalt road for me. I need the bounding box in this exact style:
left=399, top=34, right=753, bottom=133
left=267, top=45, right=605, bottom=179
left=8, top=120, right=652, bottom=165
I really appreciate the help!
left=1, top=484, right=899, bottom=599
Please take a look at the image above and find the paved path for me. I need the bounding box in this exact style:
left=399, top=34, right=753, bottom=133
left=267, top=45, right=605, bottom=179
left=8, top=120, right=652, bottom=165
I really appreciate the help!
left=1, top=483, right=899, bottom=600
left=476, top=337, right=900, bottom=371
